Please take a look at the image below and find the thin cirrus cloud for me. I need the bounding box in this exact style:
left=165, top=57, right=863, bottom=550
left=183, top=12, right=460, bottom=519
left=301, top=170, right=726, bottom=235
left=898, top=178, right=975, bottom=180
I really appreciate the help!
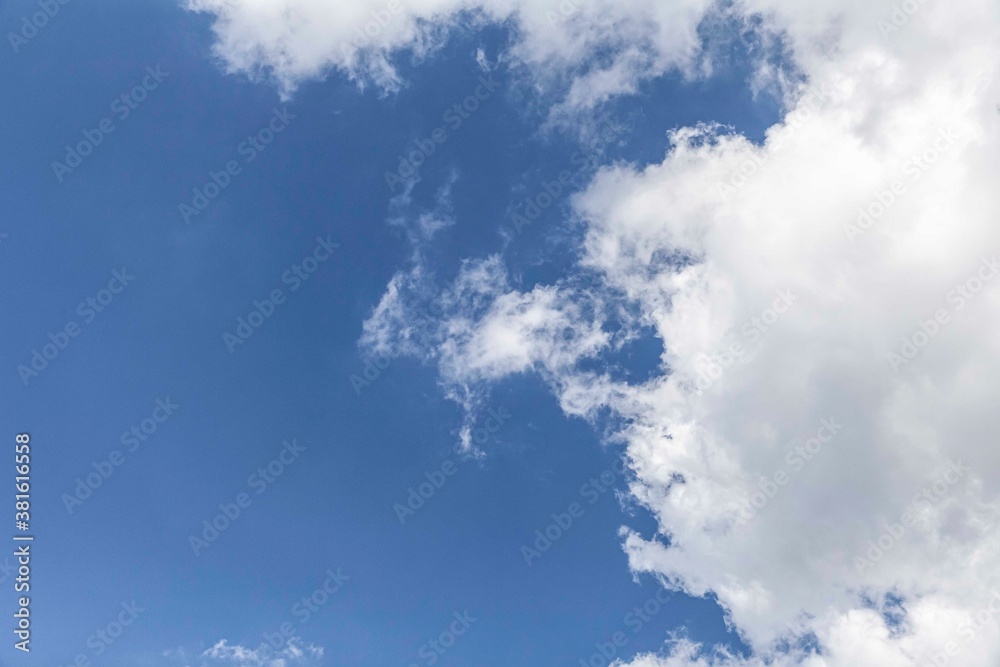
left=188, top=0, right=1000, bottom=666
left=169, top=638, right=325, bottom=666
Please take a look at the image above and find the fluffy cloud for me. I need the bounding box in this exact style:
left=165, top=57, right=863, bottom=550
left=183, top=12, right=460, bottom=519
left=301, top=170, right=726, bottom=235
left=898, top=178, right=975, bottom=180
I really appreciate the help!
left=188, top=0, right=1000, bottom=664
left=571, top=4, right=1000, bottom=662
left=184, top=0, right=720, bottom=104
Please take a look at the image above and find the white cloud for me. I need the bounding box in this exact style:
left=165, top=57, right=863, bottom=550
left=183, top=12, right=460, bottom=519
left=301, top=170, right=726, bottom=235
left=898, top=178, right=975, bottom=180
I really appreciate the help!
left=202, top=0, right=1000, bottom=664
left=184, top=0, right=721, bottom=105
left=198, top=638, right=323, bottom=667
left=568, top=6, right=1000, bottom=662
left=562, top=4, right=1000, bottom=657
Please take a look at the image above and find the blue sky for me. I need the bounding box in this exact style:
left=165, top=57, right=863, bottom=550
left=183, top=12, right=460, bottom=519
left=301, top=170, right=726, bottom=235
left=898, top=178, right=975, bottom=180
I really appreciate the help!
left=0, top=3, right=777, bottom=665
left=5, top=1, right=997, bottom=667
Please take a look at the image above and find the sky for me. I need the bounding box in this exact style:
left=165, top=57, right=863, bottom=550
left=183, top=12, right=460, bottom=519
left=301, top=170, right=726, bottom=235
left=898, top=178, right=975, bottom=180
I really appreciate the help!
left=1, top=0, right=1000, bottom=666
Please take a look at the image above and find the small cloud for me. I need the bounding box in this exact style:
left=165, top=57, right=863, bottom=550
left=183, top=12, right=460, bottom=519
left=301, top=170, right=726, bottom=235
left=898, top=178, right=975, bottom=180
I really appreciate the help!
left=475, top=47, right=491, bottom=72
left=195, top=638, right=324, bottom=667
